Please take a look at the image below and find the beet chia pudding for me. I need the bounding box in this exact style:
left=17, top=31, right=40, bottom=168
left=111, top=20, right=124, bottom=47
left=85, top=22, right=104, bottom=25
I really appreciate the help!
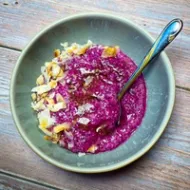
left=31, top=41, right=147, bottom=155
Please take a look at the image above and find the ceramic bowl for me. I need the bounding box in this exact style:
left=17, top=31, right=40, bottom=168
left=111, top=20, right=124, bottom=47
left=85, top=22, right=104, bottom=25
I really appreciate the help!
left=10, top=13, right=175, bottom=173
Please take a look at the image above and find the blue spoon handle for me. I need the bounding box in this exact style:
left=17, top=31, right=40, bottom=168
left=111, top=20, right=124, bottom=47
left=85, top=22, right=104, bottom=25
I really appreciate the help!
left=118, top=18, right=183, bottom=100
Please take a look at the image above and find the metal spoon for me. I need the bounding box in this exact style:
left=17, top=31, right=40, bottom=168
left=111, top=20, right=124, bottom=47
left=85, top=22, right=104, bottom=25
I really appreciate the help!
left=116, top=18, right=183, bottom=125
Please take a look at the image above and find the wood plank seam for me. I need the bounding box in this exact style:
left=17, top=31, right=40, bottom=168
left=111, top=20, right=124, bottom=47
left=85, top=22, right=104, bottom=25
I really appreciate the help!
left=0, top=45, right=21, bottom=52
left=0, top=170, right=64, bottom=190
left=175, top=85, right=190, bottom=92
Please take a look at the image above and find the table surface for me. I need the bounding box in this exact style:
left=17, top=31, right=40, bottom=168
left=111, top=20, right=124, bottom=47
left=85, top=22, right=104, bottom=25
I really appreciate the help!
left=0, top=0, right=190, bottom=189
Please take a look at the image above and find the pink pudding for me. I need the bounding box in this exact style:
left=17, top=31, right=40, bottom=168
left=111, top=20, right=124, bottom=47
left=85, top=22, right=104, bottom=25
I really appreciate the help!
left=31, top=42, right=147, bottom=154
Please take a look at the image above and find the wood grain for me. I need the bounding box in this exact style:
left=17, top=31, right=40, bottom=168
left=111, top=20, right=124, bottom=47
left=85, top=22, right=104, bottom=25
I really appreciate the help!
left=0, top=47, right=189, bottom=189
left=0, top=0, right=190, bottom=89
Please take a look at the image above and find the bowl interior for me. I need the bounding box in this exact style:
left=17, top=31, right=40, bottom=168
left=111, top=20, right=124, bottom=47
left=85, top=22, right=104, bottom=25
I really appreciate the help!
left=11, top=14, right=174, bottom=172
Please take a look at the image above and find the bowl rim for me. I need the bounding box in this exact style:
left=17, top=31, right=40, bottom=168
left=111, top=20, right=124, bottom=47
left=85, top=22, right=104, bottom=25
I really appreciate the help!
left=10, top=12, right=175, bottom=173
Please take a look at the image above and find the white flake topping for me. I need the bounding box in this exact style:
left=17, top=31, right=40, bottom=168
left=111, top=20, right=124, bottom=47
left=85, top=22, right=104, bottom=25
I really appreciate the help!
left=79, top=68, right=95, bottom=75
left=76, top=103, right=94, bottom=115
left=78, top=117, right=90, bottom=125
left=78, top=152, right=86, bottom=157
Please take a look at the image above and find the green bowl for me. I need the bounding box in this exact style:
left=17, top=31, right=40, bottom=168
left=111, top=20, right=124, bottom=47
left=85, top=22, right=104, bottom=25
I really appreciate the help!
left=10, top=13, right=175, bottom=173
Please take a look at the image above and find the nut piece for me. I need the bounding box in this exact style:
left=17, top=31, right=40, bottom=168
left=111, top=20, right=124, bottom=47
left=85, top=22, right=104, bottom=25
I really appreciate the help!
left=40, top=92, right=48, bottom=99
left=44, top=133, right=60, bottom=144
left=46, top=62, right=56, bottom=77
left=76, top=46, right=88, bottom=55
left=46, top=97, right=55, bottom=105
left=31, top=85, right=51, bottom=95
left=57, top=68, right=64, bottom=78
left=39, top=118, right=48, bottom=129
left=31, top=99, right=45, bottom=111
left=52, top=64, right=61, bottom=78
left=56, top=93, right=64, bottom=102
left=53, top=123, right=71, bottom=133
left=48, top=102, right=66, bottom=112
left=87, top=144, right=98, bottom=153
left=36, top=75, right=44, bottom=85
left=54, top=49, right=61, bottom=57
left=37, top=109, right=55, bottom=129
left=31, top=93, right=37, bottom=101
left=48, top=80, right=57, bottom=88
left=40, top=128, right=52, bottom=136
left=102, top=46, right=118, bottom=58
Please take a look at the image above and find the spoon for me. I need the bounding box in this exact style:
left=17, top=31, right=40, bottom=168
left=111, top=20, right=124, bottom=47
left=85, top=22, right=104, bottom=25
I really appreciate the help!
left=116, top=18, right=183, bottom=125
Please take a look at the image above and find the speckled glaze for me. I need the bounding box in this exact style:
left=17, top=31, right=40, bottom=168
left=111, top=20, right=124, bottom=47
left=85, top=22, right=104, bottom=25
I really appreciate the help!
left=10, top=13, right=175, bottom=173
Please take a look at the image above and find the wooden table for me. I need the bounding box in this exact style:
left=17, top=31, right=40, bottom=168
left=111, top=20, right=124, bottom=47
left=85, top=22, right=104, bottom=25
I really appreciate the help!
left=0, top=0, right=190, bottom=189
